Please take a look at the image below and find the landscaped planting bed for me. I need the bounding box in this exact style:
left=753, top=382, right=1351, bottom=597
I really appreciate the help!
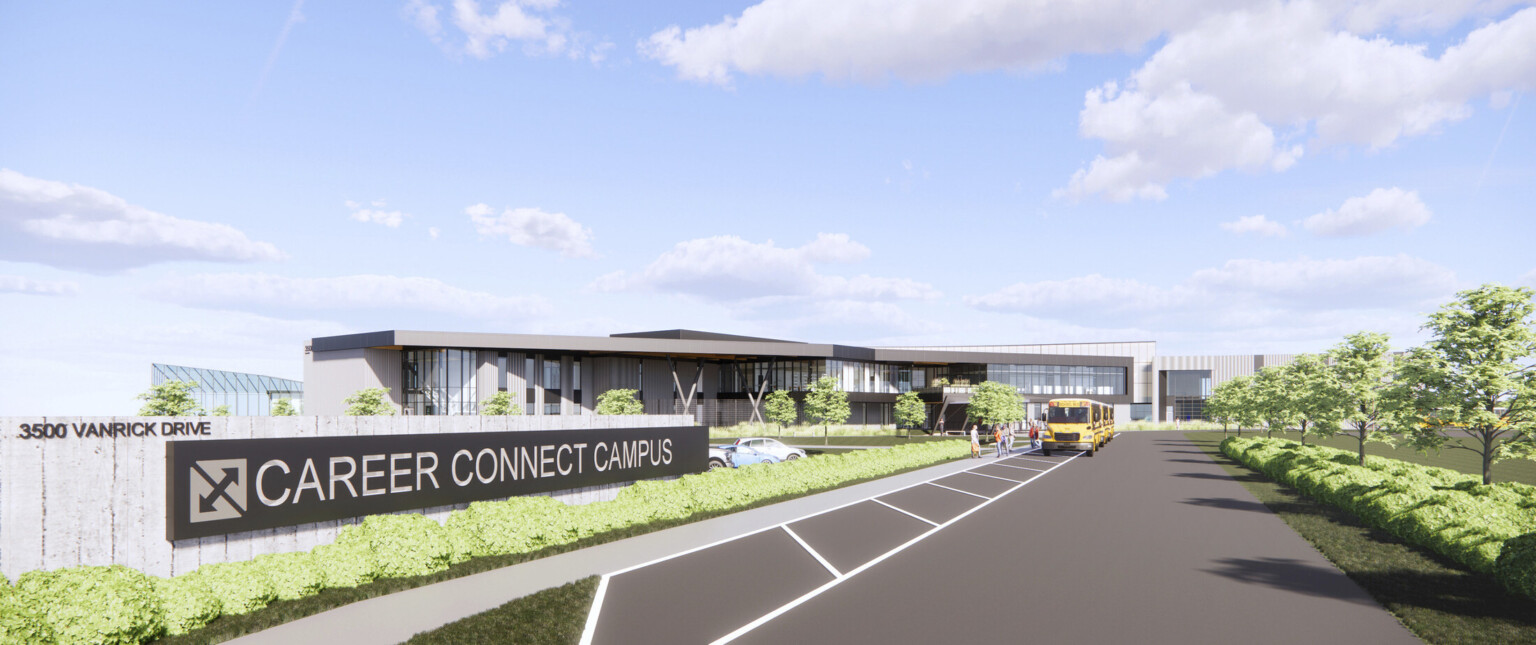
left=1221, top=436, right=1536, bottom=602
left=1, top=440, right=967, bottom=645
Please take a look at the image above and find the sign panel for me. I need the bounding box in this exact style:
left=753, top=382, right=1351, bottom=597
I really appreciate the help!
left=166, top=426, right=705, bottom=540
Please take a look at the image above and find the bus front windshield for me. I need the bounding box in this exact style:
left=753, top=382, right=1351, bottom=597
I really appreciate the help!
left=1048, top=407, right=1089, bottom=424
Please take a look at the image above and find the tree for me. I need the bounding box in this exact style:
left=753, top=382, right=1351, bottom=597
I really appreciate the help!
left=1222, top=375, right=1263, bottom=434
left=270, top=398, right=297, bottom=416
left=1288, top=353, right=1345, bottom=445
left=1396, top=284, right=1536, bottom=485
left=1251, top=365, right=1299, bottom=439
left=480, top=391, right=522, bottom=415
left=344, top=387, right=396, bottom=416
left=931, top=376, right=950, bottom=388
left=210, top=405, right=232, bottom=417
left=802, top=375, right=850, bottom=440
left=894, top=391, right=926, bottom=432
left=1206, top=378, right=1240, bottom=434
left=594, top=388, right=643, bottom=415
left=1329, top=331, right=1396, bottom=466
left=137, top=380, right=202, bottom=416
left=763, top=390, right=797, bottom=433
left=966, top=380, right=1024, bottom=427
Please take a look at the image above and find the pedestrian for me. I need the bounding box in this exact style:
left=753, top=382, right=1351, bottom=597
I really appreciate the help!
left=994, top=424, right=1005, bottom=457
left=1030, top=422, right=1041, bottom=451
left=969, top=424, right=980, bottom=458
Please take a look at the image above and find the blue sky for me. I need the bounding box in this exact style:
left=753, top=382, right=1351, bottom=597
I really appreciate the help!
left=2, top=0, right=1534, bottom=415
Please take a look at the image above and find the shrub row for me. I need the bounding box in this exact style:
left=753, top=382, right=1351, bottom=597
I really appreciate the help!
left=1, top=440, right=966, bottom=644
left=1220, top=436, right=1536, bottom=602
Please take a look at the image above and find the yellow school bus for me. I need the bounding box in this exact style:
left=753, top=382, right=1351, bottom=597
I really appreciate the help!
left=1041, top=398, right=1114, bottom=457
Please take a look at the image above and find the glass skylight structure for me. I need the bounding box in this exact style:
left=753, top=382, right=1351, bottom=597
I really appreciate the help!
left=150, top=364, right=303, bottom=416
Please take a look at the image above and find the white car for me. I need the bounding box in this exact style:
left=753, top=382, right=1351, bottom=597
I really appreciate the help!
left=729, top=437, right=806, bottom=461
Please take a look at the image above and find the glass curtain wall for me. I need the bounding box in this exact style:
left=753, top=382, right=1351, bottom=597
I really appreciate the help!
left=402, top=349, right=477, bottom=415
left=150, top=364, right=303, bottom=416
left=716, top=359, right=915, bottom=393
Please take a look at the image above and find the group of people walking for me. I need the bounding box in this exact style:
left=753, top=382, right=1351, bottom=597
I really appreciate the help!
left=969, top=421, right=1040, bottom=458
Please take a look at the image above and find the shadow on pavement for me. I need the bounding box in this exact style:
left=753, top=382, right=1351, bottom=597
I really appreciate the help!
left=1203, top=557, right=1381, bottom=606
left=1172, top=472, right=1233, bottom=481
left=1164, top=458, right=1220, bottom=465
left=1181, top=497, right=1272, bottom=513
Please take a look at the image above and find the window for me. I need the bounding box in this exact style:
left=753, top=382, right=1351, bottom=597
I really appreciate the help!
left=497, top=353, right=507, bottom=391
left=402, top=349, right=478, bottom=415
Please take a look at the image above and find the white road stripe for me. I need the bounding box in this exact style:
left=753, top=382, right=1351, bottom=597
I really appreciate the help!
left=782, top=525, right=841, bottom=579
left=584, top=447, right=1075, bottom=638
left=1012, top=457, right=1061, bottom=464
left=990, top=463, right=1046, bottom=472
left=963, top=471, right=1026, bottom=484
left=926, top=482, right=991, bottom=499
left=872, top=498, right=940, bottom=527
left=711, top=452, right=1082, bottom=644
left=576, top=575, right=610, bottom=645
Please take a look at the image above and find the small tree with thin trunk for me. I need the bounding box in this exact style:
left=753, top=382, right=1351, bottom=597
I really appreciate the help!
left=802, top=376, right=850, bottom=442
left=270, top=398, right=297, bottom=416
left=595, top=388, right=643, bottom=415
left=210, top=405, right=232, bottom=417
left=480, top=391, right=523, bottom=415
left=344, top=387, right=396, bottom=416
left=966, top=381, right=1024, bottom=428
left=1206, top=378, right=1239, bottom=434
left=1225, top=375, right=1263, bottom=434
left=137, top=380, right=203, bottom=416
left=764, top=390, right=797, bottom=434
left=894, top=391, right=925, bottom=435
left=1396, top=284, right=1536, bottom=485
left=1288, top=353, right=1345, bottom=445
left=1251, top=365, right=1298, bottom=439
left=1329, top=331, right=1395, bottom=466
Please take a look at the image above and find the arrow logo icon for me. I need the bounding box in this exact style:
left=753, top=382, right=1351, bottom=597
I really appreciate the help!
left=190, top=459, right=246, bottom=523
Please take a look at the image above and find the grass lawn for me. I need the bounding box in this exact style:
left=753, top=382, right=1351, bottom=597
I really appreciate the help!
left=149, top=448, right=965, bottom=645
left=404, top=577, right=598, bottom=645
left=1184, top=432, right=1536, bottom=645
left=1204, top=428, right=1536, bottom=486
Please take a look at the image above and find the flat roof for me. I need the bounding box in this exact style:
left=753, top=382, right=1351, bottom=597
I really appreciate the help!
left=310, top=330, right=1133, bottom=368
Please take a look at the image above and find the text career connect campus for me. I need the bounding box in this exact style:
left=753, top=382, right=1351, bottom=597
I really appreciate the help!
left=16, top=420, right=214, bottom=439
left=250, top=436, right=676, bottom=507
left=164, top=426, right=706, bottom=540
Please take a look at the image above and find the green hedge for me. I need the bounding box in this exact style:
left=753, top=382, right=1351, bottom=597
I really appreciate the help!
left=1222, top=437, right=1536, bottom=601
left=1495, top=532, right=1536, bottom=602
left=7, top=440, right=966, bottom=644
left=0, top=580, right=56, bottom=645
left=13, top=565, right=165, bottom=645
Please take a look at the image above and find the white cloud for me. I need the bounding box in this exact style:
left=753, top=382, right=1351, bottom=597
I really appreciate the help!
left=969, top=255, right=1458, bottom=330
left=406, top=0, right=603, bottom=61
left=150, top=272, right=550, bottom=319
left=0, top=168, right=284, bottom=273
left=1190, top=255, right=1456, bottom=308
left=428, top=226, right=441, bottom=239
left=1220, top=214, right=1288, bottom=237
left=345, top=199, right=407, bottom=228
left=591, top=234, right=939, bottom=304
left=1519, top=268, right=1536, bottom=287
left=1302, top=187, right=1432, bottom=236
left=0, top=274, right=79, bottom=296
left=467, top=203, right=595, bottom=258
left=1062, top=4, right=1536, bottom=200
left=640, top=0, right=1244, bottom=85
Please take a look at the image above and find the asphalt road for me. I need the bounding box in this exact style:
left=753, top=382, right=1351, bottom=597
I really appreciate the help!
left=588, top=433, right=1420, bottom=644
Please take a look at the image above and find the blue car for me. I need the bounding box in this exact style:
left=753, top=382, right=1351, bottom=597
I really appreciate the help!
left=715, top=443, right=780, bottom=467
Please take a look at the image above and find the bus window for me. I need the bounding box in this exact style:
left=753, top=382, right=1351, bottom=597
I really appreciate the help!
left=1048, top=406, right=1089, bottom=424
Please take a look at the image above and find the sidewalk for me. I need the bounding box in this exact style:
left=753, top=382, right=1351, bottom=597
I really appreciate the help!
left=229, top=452, right=991, bottom=645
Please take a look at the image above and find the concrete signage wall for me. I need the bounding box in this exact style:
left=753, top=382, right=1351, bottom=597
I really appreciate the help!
left=0, top=414, right=695, bottom=579
left=165, top=426, right=704, bottom=540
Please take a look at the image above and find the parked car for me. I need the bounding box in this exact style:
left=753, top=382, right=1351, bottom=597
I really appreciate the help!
left=708, top=447, right=734, bottom=470
left=715, top=443, right=779, bottom=467
left=729, top=437, right=806, bottom=461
